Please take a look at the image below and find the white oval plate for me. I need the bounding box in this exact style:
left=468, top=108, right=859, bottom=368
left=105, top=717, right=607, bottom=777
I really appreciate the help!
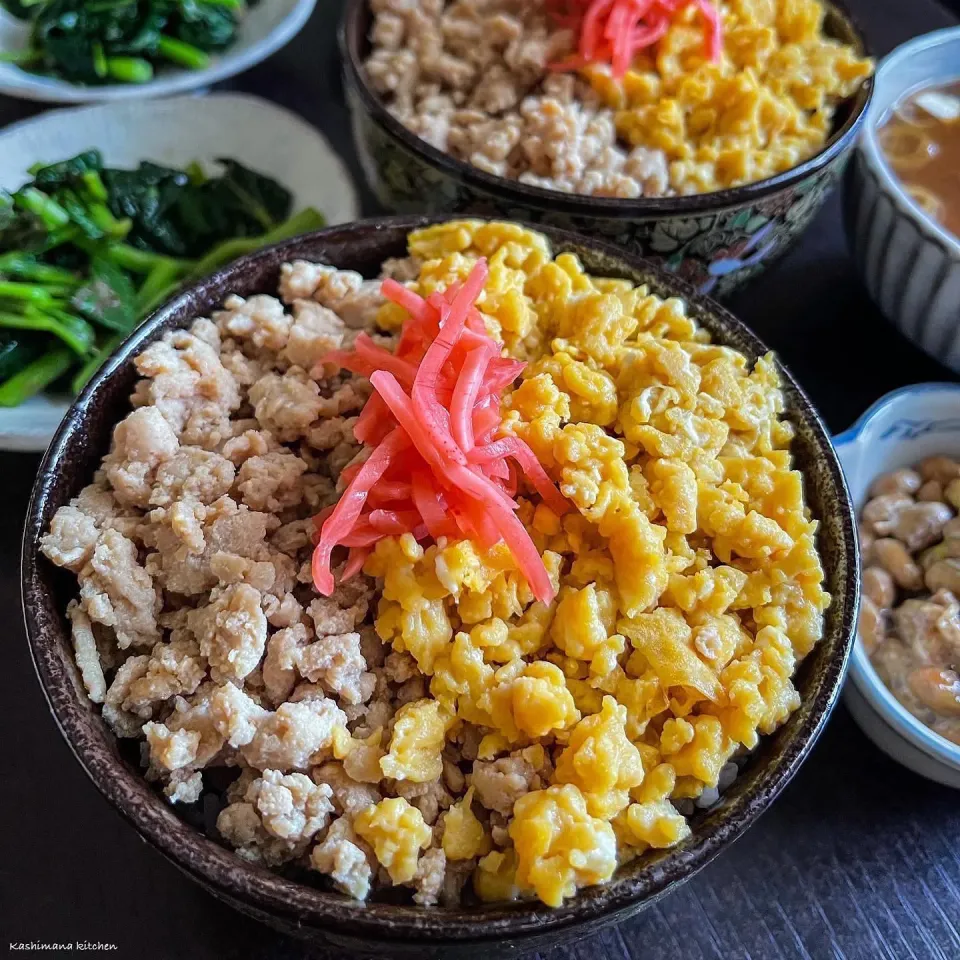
left=0, top=93, right=358, bottom=451
left=0, top=0, right=315, bottom=102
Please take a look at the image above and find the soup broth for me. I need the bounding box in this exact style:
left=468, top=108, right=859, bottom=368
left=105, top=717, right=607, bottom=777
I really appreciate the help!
left=879, top=80, right=960, bottom=238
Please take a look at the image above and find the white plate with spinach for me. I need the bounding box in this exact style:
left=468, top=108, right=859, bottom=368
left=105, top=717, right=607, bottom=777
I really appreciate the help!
left=0, top=0, right=316, bottom=102
left=0, top=92, right=358, bottom=451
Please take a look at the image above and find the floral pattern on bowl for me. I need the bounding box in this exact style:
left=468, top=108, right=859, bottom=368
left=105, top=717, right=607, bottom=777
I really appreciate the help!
left=643, top=170, right=842, bottom=296
left=341, top=0, right=871, bottom=301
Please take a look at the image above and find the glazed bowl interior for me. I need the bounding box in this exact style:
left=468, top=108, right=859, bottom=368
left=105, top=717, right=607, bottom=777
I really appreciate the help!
left=340, top=0, right=873, bottom=215
left=22, top=216, right=859, bottom=952
left=859, top=25, right=960, bottom=256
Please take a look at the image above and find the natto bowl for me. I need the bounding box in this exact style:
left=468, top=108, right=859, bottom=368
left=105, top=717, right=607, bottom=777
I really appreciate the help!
left=340, top=1, right=873, bottom=300
left=22, top=216, right=859, bottom=958
left=835, top=383, right=960, bottom=788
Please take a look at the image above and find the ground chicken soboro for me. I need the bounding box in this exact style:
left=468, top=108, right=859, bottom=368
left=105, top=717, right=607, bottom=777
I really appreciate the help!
left=42, top=219, right=829, bottom=909
left=363, top=0, right=872, bottom=197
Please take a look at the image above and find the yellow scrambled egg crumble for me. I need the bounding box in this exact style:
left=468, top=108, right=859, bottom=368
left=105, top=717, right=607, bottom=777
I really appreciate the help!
left=585, top=0, right=874, bottom=193
left=355, top=797, right=433, bottom=884
left=358, top=219, right=828, bottom=906
left=442, top=788, right=493, bottom=861
left=380, top=699, right=449, bottom=783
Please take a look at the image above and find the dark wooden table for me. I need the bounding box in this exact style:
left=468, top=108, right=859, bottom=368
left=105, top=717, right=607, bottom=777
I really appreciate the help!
left=3, top=1, right=960, bottom=957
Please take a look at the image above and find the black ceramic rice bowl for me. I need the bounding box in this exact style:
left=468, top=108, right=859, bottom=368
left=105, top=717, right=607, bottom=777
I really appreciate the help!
left=22, top=216, right=859, bottom=957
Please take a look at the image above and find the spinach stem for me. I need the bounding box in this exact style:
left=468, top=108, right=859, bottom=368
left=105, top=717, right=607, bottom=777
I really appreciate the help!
left=187, top=208, right=326, bottom=280
left=92, top=42, right=108, bottom=79
left=156, top=35, right=211, bottom=70
left=105, top=243, right=187, bottom=274
left=14, top=187, right=70, bottom=230
left=81, top=169, right=109, bottom=203
left=71, top=336, right=122, bottom=394
left=0, top=280, right=63, bottom=303
left=0, top=348, right=73, bottom=407
left=105, top=56, right=153, bottom=84
left=0, top=47, right=42, bottom=65
left=41, top=224, right=81, bottom=252
left=136, top=260, right=183, bottom=315
left=185, top=161, right=206, bottom=186
left=88, top=203, right=131, bottom=239
left=0, top=255, right=78, bottom=286
left=0, top=308, right=95, bottom=355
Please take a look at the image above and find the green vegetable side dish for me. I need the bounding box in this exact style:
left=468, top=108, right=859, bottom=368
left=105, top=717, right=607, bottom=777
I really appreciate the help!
left=0, top=150, right=325, bottom=407
left=0, top=0, right=253, bottom=85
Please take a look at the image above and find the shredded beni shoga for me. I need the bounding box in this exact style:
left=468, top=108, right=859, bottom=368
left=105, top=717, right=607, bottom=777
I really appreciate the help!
left=312, top=258, right=570, bottom=606
left=40, top=219, right=830, bottom=910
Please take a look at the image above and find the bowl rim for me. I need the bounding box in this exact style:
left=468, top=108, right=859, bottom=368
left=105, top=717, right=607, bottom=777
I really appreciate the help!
left=21, top=214, right=859, bottom=946
left=843, top=678, right=960, bottom=788
left=834, top=382, right=960, bottom=774
left=338, top=0, right=874, bottom=217
left=857, top=25, right=960, bottom=258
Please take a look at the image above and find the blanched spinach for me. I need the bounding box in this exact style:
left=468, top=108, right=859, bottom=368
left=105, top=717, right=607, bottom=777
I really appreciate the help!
left=4, top=0, right=242, bottom=85
left=103, top=161, right=192, bottom=254
left=30, top=149, right=103, bottom=187
left=176, top=0, right=236, bottom=51
left=0, top=150, right=322, bottom=406
left=104, top=158, right=293, bottom=257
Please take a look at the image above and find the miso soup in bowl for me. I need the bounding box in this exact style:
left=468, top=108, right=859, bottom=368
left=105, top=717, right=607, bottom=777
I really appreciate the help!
left=844, top=26, right=960, bottom=372
left=878, top=81, right=960, bottom=238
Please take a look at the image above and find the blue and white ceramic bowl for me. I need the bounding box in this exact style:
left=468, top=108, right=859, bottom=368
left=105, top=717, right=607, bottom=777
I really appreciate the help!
left=844, top=27, right=960, bottom=370
left=835, top=383, right=960, bottom=787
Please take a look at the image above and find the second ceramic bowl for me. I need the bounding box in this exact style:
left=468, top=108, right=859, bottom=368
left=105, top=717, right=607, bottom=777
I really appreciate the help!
left=23, top=216, right=860, bottom=955
left=0, top=0, right=316, bottom=102
left=836, top=383, right=960, bottom=788
left=843, top=27, right=960, bottom=371
left=340, top=0, right=873, bottom=300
